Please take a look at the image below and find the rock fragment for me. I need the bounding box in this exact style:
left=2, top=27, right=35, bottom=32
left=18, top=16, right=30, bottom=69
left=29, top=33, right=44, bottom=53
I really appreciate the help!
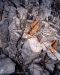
left=45, top=63, right=54, bottom=72
left=22, top=37, right=43, bottom=62
left=0, top=58, right=15, bottom=75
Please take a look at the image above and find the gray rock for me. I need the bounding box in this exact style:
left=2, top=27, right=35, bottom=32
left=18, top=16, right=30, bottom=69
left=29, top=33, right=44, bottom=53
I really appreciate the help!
left=47, top=50, right=57, bottom=60
left=56, top=62, right=60, bottom=70
left=8, top=6, right=16, bottom=24
left=56, top=46, right=60, bottom=53
left=23, top=38, right=42, bottom=53
left=8, top=20, right=21, bottom=42
left=11, top=0, right=20, bottom=7
left=0, top=58, right=15, bottom=74
left=0, top=21, right=9, bottom=45
left=29, top=64, right=43, bottom=75
left=5, top=43, right=17, bottom=59
left=33, top=64, right=42, bottom=75
left=45, top=62, right=55, bottom=72
left=0, top=0, right=4, bottom=11
left=29, top=64, right=50, bottom=75
left=9, top=30, right=20, bottom=41
left=22, top=38, right=42, bottom=62
left=4, top=4, right=10, bottom=12
left=0, top=39, right=2, bottom=48
left=0, top=0, right=4, bottom=21
left=20, top=0, right=28, bottom=8
left=54, top=52, right=60, bottom=61
left=17, top=7, right=27, bottom=20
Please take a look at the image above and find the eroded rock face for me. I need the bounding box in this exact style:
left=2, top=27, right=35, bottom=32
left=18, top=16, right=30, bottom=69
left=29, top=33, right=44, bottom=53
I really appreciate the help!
left=0, top=0, right=60, bottom=75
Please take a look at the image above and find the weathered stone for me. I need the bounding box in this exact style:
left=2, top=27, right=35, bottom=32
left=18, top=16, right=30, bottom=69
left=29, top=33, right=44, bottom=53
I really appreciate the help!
left=47, top=50, right=57, bottom=60
left=4, top=4, right=10, bottom=12
left=0, top=39, right=2, bottom=48
left=56, top=62, right=60, bottom=70
left=8, top=19, right=21, bottom=42
left=22, top=37, right=43, bottom=63
left=33, top=64, right=42, bottom=75
left=45, top=63, right=54, bottom=72
left=0, top=58, right=15, bottom=74
left=0, top=22, right=9, bottom=44
left=11, top=0, right=20, bottom=7
left=8, top=6, right=16, bottom=24
left=29, top=64, right=50, bottom=75
left=5, top=44, right=17, bottom=59
left=23, top=37, right=42, bottom=53
left=54, top=51, right=60, bottom=61
left=0, top=0, right=4, bottom=21
left=20, top=0, right=28, bottom=8
left=29, top=64, right=43, bottom=75
left=9, top=30, right=20, bottom=41
left=56, top=46, right=60, bottom=53
left=17, top=7, right=27, bottom=20
left=51, top=0, right=60, bottom=16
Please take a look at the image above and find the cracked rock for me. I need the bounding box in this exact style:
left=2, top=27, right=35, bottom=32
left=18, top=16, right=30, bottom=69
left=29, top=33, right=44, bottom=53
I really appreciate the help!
left=29, top=64, right=50, bottom=75
left=11, top=0, right=20, bottom=7
left=47, top=50, right=57, bottom=60
left=45, top=63, right=54, bottom=72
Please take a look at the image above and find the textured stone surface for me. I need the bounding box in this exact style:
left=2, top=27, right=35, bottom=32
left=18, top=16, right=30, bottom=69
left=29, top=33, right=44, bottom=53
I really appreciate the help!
left=0, top=39, right=2, bottom=48
left=0, top=58, right=15, bottom=74
left=11, top=0, right=20, bottom=7
left=0, top=0, right=60, bottom=75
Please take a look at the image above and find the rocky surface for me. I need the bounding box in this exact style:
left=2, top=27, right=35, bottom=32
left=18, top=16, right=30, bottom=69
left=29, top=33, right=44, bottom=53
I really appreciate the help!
left=0, top=58, right=15, bottom=75
left=0, top=0, right=60, bottom=75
